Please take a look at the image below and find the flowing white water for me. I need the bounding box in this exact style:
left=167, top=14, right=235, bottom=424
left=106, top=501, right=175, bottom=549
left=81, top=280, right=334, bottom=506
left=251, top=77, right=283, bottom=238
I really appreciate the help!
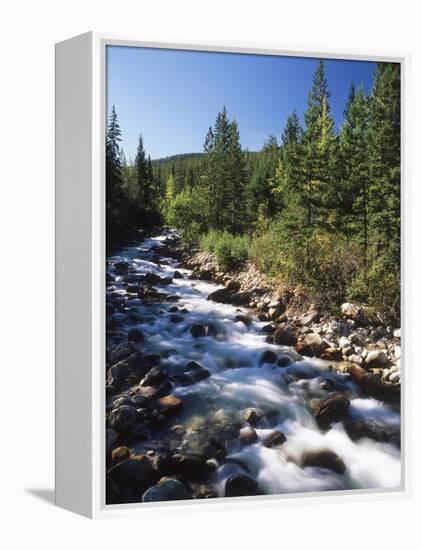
left=107, top=229, right=401, bottom=496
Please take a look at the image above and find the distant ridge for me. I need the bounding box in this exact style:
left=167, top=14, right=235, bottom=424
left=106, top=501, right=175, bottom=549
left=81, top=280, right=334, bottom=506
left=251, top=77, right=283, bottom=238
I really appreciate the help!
left=151, top=152, right=204, bottom=164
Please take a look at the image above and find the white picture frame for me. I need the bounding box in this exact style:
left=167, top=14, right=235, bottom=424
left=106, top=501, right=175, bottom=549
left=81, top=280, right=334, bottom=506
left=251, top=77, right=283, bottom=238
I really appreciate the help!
left=55, top=31, right=411, bottom=518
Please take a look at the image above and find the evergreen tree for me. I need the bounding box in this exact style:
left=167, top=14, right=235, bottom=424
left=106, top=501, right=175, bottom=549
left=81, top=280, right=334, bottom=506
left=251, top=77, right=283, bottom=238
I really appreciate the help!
left=367, top=62, right=401, bottom=263
left=202, top=125, right=216, bottom=224
left=245, top=135, right=279, bottom=222
left=135, top=133, right=148, bottom=205
left=302, top=60, right=337, bottom=230
left=226, top=119, right=247, bottom=233
left=338, top=85, right=370, bottom=262
left=106, top=105, right=123, bottom=205
left=212, top=107, right=231, bottom=229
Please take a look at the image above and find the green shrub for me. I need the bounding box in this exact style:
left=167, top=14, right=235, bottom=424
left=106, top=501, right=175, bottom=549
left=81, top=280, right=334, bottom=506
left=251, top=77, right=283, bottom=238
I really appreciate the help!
left=199, top=230, right=250, bottom=270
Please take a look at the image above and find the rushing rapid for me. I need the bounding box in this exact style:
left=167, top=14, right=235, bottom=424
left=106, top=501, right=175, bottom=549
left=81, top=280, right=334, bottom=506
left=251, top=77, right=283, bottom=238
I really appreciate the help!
left=106, top=229, right=401, bottom=498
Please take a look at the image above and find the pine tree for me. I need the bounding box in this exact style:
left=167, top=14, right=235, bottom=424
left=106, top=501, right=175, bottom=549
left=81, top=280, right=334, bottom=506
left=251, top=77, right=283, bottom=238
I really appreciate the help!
left=245, top=135, right=279, bottom=222
left=106, top=105, right=123, bottom=204
left=135, top=133, right=148, bottom=206
left=202, top=125, right=216, bottom=224
left=212, top=107, right=231, bottom=229
left=367, top=62, right=401, bottom=264
left=338, top=85, right=370, bottom=262
left=302, top=60, right=337, bottom=230
left=226, top=119, right=247, bottom=233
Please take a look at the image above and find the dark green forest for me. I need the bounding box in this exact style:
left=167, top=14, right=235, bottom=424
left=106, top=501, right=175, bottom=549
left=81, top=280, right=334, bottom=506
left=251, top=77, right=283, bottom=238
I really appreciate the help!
left=106, top=61, right=401, bottom=323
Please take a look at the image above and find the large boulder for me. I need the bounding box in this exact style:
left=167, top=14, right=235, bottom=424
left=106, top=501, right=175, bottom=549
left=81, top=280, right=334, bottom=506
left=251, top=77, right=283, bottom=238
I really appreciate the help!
left=157, top=394, right=183, bottom=416
left=225, top=279, right=241, bottom=292
left=224, top=474, right=259, bottom=497
left=273, top=327, right=297, bottom=346
left=301, top=449, right=346, bottom=475
left=365, top=350, right=388, bottom=368
left=344, top=419, right=400, bottom=447
left=111, top=446, right=130, bottom=463
left=295, top=333, right=327, bottom=358
left=262, top=430, right=286, bottom=448
left=239, top=426, right=258, bottom=445
left=142, top=478, right=192, bottom=502
left=310, top=394, right=350, bottom=430
left=140, top=366, right=167, bottom=387
left=207, top=288, right=232, bottom=304
left=259, top=350, right=278, bottom=365
left=230, top=291, right=252, bottom=306
left=107, top=454, right=156, bottom=490
left=108, top=405, right=138, bottom=432
left=362, top=373, right=400, bottom=403
left=171, top=453, right=215, bottom=481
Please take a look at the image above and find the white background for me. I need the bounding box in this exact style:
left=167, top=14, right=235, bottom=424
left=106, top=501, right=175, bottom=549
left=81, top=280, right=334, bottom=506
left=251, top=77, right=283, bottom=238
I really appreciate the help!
left=1, top=0, right=420, bottom=547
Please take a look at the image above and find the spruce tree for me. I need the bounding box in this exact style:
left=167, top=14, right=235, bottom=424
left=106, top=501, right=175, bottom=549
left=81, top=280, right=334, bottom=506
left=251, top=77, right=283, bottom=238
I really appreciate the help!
left=106, top=105, right=123, bottom=205
left=338, top=85, right=370, bottom=263
left=135, top=133, right=148, bottom=206
left=367, top=62, right=401, bottom=263
left=302, top=60, right=337, bottom=230
left=226, top=119, right=247, bottom=233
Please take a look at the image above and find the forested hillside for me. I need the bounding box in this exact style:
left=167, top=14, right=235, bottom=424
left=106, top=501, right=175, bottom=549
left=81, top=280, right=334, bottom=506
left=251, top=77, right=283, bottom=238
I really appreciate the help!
left=106, top=60, right=400, bottom=322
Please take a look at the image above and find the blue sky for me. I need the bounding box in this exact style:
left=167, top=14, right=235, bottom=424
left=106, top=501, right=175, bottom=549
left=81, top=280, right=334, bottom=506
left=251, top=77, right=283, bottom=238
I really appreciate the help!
left=107, top=46, right=375, bottom=160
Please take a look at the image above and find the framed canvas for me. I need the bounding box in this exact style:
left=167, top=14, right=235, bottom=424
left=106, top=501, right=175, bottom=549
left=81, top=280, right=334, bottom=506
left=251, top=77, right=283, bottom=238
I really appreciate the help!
left=55, top=32, right=410, bottom=518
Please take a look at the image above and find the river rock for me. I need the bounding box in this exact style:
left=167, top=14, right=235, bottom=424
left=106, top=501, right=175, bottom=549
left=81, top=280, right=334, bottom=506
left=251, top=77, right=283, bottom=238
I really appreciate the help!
left=112, top=396, right=134, bottom=408
left=207, top=288, right=232, bottom=303
left=106, top=428, right=119, bottom=454
left=112, top=446, right=130, bottom=463
left=225, top=474, right=259, bottom=497
left=243, top=407, right=265, bottom=426
left=191, top=323, right=207, bottom=337
left=341, top=302, right=363, bottom=319
left=140, top=366, right=167, bottom=387
left=273, top=327, right=297, bottom=346
left=260, top=350, right=278, bottom=364
left=344, top=419, right=400, bottom=446
left=114, top=261, right=129, bottom=274
left=107, top=454, right=156, bottom=490
left=157, top=394, right=183, bottom=416
left=371, top=326, right=388, bottom=342
left=108, top=343, right=136, bottom=365
left=301, top=449, right=346, bottom=474
left=310, top=394, right=350, bottom=429
left=262, top=430, right=286, bottom=448
left=171, top=361, right=210, bottom=386
left=145, top=271, right=162, bottom=285
left=173, top=270, right=183, bottom=279
left=225, top=279, right=241, bottom=292
left=295, top=333, right=327, bottom=358
left=235, top=314, right=252, bottom=326
left=230, top=291, right=252, bottom=306
left=108, top=404, right=138, bottom=432
left=239, top=426, right=258, bottom=445
left=137, top=380, right=172, bottom=400
left=142, top=478, right=192, bottom=502
left=127, top=328, right=144, bottom=342
left=171, top=453, right=215, bottom=481
left=365, top=350, right=388, bottom=368
left=261, top=323, right=276, bottom=335
left=296, top=311, right=319, bottom=326
left=321, top=347, right=342, bottom=361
